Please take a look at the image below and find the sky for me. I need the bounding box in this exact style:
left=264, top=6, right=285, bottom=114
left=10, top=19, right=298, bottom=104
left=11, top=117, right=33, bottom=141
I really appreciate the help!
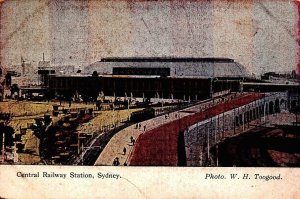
left=0, top=0, right=298, bottom=76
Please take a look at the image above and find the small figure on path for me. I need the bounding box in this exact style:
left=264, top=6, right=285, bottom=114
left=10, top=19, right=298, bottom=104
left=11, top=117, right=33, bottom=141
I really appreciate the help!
left=116, top=157, right=120, bottom=166
left=123, top=147, right=127, bottom=155
left=130, top=136, right=134, bottom=143
left=113, top=157, right=120, bottom=166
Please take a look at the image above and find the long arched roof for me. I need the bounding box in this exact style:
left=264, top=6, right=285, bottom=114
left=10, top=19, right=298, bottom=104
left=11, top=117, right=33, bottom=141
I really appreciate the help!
left=85, top=57, right=250, bottom=78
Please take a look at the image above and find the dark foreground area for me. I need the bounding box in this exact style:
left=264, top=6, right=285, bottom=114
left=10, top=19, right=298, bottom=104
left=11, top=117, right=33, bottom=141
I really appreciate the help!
left=212, top=126, right=300, bottom=167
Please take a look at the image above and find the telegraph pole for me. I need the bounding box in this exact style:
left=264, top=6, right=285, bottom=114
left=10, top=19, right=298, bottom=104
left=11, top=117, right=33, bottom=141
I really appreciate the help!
left=113, top=103, right=115, bottom=127
left=234, top=107, right=236, bottom=134
left=213, top=117, right=216, bottom=144
left=264, top=98, right=266, bottom=124
left=242, top=108, right=245, bottom=133
left=2, top=130, right=5, bottom=162
left=77, top=132, right=80, bottom=155
left=81, top=143, right=84, bottom=165
left=216, top=144, right=219, bottom=167
left=248, top=104, right=250, bottom=128
left=206, top=123, right=210, bottom=161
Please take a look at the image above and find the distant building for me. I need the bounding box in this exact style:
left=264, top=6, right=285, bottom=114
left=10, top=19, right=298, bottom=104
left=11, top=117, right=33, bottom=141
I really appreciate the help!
left=47, top=57, right=250, bottom=101
left=37, top=62, right=55, bottom=87
left=85, top=57, right=250, bottom=78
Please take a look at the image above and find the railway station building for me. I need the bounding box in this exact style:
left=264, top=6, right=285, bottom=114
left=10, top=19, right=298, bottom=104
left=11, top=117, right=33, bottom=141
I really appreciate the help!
left=47, top=57, right=251, bottom=101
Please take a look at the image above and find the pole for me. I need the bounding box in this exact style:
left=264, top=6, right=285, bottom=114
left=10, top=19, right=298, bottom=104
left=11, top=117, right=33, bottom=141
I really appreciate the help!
left=234, top=106, right=236, bottom=134
left=210, top=78, right=213, bottom=99
left=2, top=131, right=5, bottom=162
left=213, top=118, right=216, bottom=144
left=113, top=104, right=115, bottom=127
left=255, top=97, right=258, bottom=120
left=264, top=101, right=266, bottom=124
left=217, top=114, right=220, bottom=141
left=222, top=111, right=225, bottom=138
left=77, top=132, right=80, bottom=155
left=248, top=104, right=250, bottom=128
left=242, top=108, right=245, bottom=133
left=81, top=143, right=84, bottom=165
left=216, top=144, right=219, bottom=167
left=207, top=123, right=210, bottom=161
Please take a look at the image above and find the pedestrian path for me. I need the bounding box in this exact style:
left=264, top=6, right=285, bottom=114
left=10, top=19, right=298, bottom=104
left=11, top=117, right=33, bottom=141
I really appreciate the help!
left=94, top=94, right=237, bottom=166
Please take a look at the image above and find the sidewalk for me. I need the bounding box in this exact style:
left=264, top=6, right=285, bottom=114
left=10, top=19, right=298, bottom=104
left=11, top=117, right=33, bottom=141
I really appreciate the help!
left=94, top=95, right=236, bottom=166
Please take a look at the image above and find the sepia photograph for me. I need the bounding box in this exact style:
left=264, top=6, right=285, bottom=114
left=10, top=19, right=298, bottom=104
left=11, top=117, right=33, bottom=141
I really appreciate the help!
left=0, top=0, right=300, bottom=198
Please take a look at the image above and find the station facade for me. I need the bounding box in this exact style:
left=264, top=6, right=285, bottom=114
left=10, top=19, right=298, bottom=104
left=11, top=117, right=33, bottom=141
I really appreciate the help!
left=47, top=57, right=250, bottom=101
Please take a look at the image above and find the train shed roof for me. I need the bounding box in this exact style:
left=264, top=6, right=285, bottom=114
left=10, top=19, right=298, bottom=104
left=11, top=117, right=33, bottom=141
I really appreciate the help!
left=85, top=57, right=249, bottom=79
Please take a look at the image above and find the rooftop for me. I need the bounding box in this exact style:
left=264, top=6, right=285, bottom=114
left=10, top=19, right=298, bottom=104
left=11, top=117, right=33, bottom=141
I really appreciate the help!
left=99, top=57, right=235, bottom=63
left=87, top=57, right=249, bottom=78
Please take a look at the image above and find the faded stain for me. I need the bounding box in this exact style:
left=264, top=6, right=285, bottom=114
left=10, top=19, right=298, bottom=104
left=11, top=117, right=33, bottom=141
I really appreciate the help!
left=0, top=0, right=298, bottom=75
left=295, top=0, right=300, bottom=77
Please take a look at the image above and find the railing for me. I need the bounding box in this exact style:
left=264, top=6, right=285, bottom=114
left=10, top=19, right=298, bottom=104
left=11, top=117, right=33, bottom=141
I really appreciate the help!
left=67, top=117, right=130, bottom=165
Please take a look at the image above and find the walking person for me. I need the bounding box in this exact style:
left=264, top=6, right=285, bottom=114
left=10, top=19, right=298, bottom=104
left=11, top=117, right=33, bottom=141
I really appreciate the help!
left=123, top=147, right=127, bottom=155
left=144, top=125, right=146, bottom=131
left=132, top=138, right=135, bottom=145
left=116, top=157, right=120, bottom=166
left=130, top=136, right=134, bottom=143
left=113, top=157, right=119, bottom=166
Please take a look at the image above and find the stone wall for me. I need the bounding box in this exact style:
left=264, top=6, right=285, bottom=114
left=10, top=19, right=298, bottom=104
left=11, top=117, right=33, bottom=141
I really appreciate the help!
left=184, top=92, right=288, bottom=166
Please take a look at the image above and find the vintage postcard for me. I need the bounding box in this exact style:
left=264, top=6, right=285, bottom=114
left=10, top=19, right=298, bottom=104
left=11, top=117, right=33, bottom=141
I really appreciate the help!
left=0, top=0, right=300, bottom=198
